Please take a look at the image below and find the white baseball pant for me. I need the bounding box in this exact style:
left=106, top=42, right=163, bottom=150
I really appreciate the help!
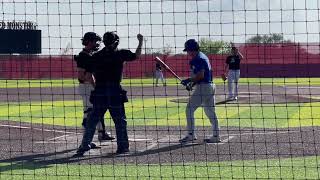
left=78, top=83, right=103, bottom=131
left=228, top=70, right=240, bottom=98
left=186, top=83, right=219, bottom=137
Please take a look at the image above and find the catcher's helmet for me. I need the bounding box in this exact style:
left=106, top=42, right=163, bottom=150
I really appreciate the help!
left=81, top=32, right=101, bottom=46
left=82, top=32, right=101, bottom=42
left=183, top=39, right=199, bottom=52
left=103, top=31, right=119, bottom=47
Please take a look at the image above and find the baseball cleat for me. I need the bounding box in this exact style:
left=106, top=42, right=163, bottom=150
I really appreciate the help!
left=116, top=148, right=130, bottom=154
left=90, top=142, right=101, bottom=149
left=72, top=145, right=91, bottom=157
left=98, top=132, right=115, bottom=141
left=204, top=136, right=221, bottom=143
left=227, top=96, right=234, bottom=101
left=179, top=134, right=197, bottom=143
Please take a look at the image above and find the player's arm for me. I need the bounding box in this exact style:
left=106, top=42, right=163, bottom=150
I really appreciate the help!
left=135, top=34, right=143, bottom=59
left=75, top=55, right=86, bottom=82
left=84, top=72, right=95, bottom=85
left=77, top=67, right=86, bottom=82
left=121, top=34, right=143, bottom=62
left=236, top=48, right=244, bottom=59
left=77, top=54, right=95, bottom=85
left=224, top=58, right=229, bottom=75
left=77, top=68, right=94, bottom=84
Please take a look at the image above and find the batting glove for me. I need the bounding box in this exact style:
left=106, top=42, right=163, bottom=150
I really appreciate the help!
left=185, top=83, right=193, bottom=91
left=181, top=78, right=191, bottom=86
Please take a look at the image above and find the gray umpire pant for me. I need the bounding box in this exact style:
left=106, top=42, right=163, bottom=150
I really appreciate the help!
left=186, top=83, right=219, bottom=137
left=78, top=83, right=104, bottom=131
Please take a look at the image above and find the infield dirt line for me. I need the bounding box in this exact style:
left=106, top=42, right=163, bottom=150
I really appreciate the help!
left=48, top=134, right=71, bottom=141
left=144, top=136, right=170, bottom=151
left=0, top=124, right=76, bottom=134
left=143, top=135, right=236, bottom=151
left=283, top=86, right=320, bottom=89
left=226, top=130, right=301, bottom=137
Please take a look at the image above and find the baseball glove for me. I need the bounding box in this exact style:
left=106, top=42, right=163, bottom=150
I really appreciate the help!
left=221, top=74, right=227, bottom=81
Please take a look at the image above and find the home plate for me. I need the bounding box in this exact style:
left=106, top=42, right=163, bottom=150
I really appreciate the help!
left=136, top=136, right=199, bottom=153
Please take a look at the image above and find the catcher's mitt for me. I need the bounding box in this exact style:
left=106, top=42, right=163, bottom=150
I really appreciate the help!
left=221, top=74, right=227, bottom=81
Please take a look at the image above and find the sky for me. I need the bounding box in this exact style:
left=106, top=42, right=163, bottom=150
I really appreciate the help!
left=1, top=0, right=319, bottom=54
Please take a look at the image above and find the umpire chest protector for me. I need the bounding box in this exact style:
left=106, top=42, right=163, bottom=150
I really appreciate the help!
left=90, top=47, right=136, bottom=105
left=91, top=47, right=136, bottom=86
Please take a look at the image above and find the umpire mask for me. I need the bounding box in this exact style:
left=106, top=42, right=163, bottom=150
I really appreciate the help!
left=103, top=31, right=119, bottom=51
left=93, top=40, right=101, bottom=51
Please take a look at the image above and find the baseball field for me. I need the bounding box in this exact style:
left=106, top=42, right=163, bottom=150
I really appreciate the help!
left=0, top=78, right=320, bottom=179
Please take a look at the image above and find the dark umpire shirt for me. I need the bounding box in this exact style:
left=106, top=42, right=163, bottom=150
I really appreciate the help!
left=74, top=49, right=92, bottom=83
left=226, top=55, right=241, bottom=70
left=90, top=48, right=136, bottom=87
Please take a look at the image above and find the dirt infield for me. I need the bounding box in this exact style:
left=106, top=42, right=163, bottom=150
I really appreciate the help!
left=0, top=84, right=320, bottom=166
left=0, top=121, right=319, bottom=166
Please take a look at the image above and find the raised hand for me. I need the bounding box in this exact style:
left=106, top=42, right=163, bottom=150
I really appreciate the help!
left=137, top=34, right=143, bottom=43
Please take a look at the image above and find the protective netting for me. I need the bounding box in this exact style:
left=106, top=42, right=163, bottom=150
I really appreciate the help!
left=0, top=0, right=320, bottom=179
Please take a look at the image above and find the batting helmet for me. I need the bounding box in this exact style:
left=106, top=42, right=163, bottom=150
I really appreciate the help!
left=183, top=39, right=199, bottom=52
left=103, top=31, right=119, bottom=47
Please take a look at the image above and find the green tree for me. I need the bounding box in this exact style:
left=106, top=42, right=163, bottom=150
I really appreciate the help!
left=162, top=44, right=173, bottom=55
left=148, top=44, right=173, bottom=55
left=246, top=33, right=291, bottom=43
left=199, top=39, right=231, bottom=54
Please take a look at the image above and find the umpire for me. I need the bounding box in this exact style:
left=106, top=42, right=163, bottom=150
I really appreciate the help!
left=74, top=32, right=143, bottom=156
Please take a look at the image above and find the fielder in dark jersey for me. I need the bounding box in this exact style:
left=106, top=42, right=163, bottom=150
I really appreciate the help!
left=155, top=62, right=166, bottom=86
left=224, top=46, right=243, bottom=100
left=74, top=32, right=143, bottom=156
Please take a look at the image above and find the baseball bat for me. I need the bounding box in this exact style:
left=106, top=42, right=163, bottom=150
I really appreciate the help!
left=155, top=56, right=182, bottom=81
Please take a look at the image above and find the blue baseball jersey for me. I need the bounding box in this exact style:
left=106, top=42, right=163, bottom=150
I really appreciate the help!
left=189, top=52, right=212, bottom=84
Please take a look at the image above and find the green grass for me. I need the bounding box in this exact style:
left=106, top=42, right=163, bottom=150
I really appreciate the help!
left=0, top=79, right=78, bottom=88
left=1, top=78, right=320, bottom=88
left=1, top=156, right=319, bottom=179
left=1, top=98, right=319, bottom=128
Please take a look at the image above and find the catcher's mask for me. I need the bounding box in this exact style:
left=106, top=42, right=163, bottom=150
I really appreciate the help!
left=103, top=31, right=119, bottom=50
left=82, top=32, right=101, bottom=51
